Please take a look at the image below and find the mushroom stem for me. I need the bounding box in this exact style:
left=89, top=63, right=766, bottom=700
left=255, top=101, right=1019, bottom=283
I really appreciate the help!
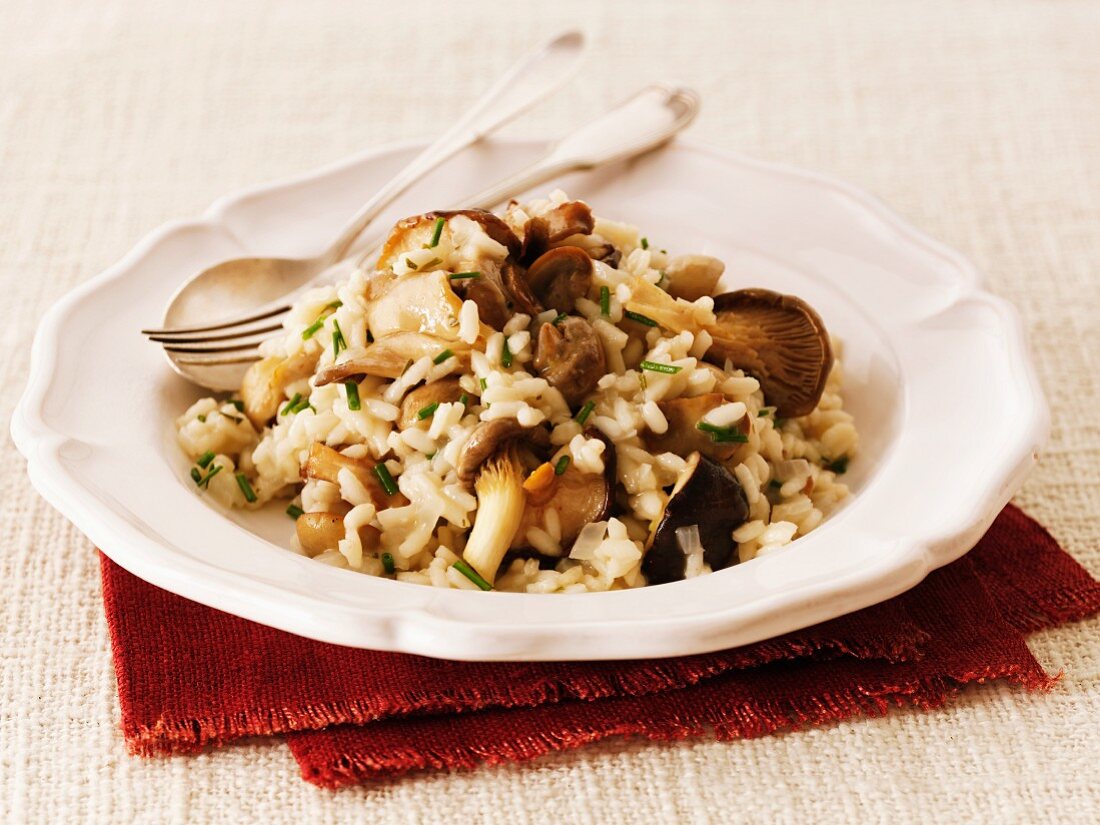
left=462, top=450, right=526, bottom=583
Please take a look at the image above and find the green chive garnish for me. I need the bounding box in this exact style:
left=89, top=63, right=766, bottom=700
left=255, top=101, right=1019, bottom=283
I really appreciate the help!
left=501, top=338, right=513, bottom=368
left=551, top=312, right=568, bottom=326
left=575, top=400, right=596, bottom=425
left=301, top=318, right=325, bottom=340
left=453, top=559, right=492, bottom=591
left=479, top=377, right=488, bottom=391
left=286, top=504, right=304, bottom=519
left=197, top=414, right=206, bottom=423
left=332, top=318, right=347, bottom=357
left=421, top=257, right=443, bottom=270
left=429, top=217, right=445, bottom=248
left=433, top=348, right=454, bottom=365
left=624, top=310, right=658, bottom=327
left=373, top=463, right=399, bottom=496
left=554, top=455, right=571, bottom=476
left=190, top=467, right=202, bottom=484
left=197, top=464, right=222, bottom=488
left=404, top=257, right=418, bottom=270
left=229, top=399, right=244, bottom=412
left=758, top=409, right=771, bottom=417
left=696, top=421, right=748, bottom=443
left=196, top=450, right=216, bottom=469
left=826, top=456, right=850, bottom=475
left=417, top=402, right=440, bottom=420
left=281, top=393, right=302, bottom=416
left=290, top=396, right=312, bottom=414
left=449, top=271, right=481, bottom=280
left=640, top=360, right=682, bottom=374
left=459, top=393, right=469, bottom=407
left=381, top=552, right=395, bottom=574
left=325, top=300, right=343, bottom=311
left=599, top=285, right=610, bottom=316
left=344, top=381, right=361, bottom=411
left=235, top=472, right=257, bottom=503
left=640, top=237, right=649, bottom=250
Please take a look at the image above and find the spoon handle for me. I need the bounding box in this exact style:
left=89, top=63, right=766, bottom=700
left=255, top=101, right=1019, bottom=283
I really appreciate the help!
left=328, top=30, right=586, bottom=262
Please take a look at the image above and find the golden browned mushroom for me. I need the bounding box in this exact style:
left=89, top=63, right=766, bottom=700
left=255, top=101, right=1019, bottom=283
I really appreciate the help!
left=526, top=246, right=594, bottom=315
left=519, top=201, right=594, bottom=262
left=533, top=317, right=606, bottom=406
left=705, top=289, right=833, bottom=418
left=376, top=209, right=520, bottom=272
left=646, top=392, right=746, bottom=462
left=642, top=452, right=749, bottom=584
left=301, top=443, right=408, bottom=510
left=363, top=270, right=466, bottom=340
left=397, top=378, right=465, bottom=430
left=456, top=419, right=549, bottom=486
left=314, top=333, right=472, bottom=384
left=295, top=511, right=381, bottom=557
left=664, top=254, right=725, bottom=302
left=239, top=353, right=314, bottom=429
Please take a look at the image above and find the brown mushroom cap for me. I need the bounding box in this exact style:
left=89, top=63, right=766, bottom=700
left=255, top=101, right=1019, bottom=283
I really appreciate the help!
left=456, top=419, right=550, bottom=486
left=397, top=377, right=465, bottom=430
left=642, top=453, right=749, bottom=585
left=705, top=289, right=833, bottom=419
left=314, top=333, right=471, bottom=384
left=376, top=209, right=520, bottom=271
left=646, top=392, right=743, bottom=461
left=300, top=443, right=408, bottom=509
left=533, top=317, right=607, bottom=406
left=519, top=201, right=594, bottom=263
left=526, top=246, right=594, bottom=315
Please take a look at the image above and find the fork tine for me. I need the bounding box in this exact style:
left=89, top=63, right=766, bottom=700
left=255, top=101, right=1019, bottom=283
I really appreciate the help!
left=141, top=303, right=290, bottom=336
left=172, top=352, right=263, bottom=366
left=162, top=338, right=271, bottom=354
left=146, top=321, right=284, bottom=344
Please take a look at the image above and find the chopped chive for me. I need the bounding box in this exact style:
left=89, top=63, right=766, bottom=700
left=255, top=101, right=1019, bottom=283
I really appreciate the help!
left=190, top=467, right=202, bottom=483
left=281, top=393, right=302, bottom=416
left=196, top=464, right=222, bottom=488
left=599, top=285, right=610, bottom=316
left=825, top=456, right=850, bottom=475
left=551, top=312, right=568, bottom=326
left=624, top=310, right=658, bottom=327
left=429, top=217, right=445, bottom=248
left=196, top=450, right=216, bottom=469
left=453, top=559, right=493, bottom=591
left=758, top=409, right=771, bottom=417
left=640, top=237, right=649, bottom=250
left=425, top=452, right=436, bottom=460
left=404, top=257, right=418, bottom=271
left=501, top=338, right=513, bottom=368
left=554, top=455, right=571, bottom=476
left=696, top=421, right=749, bottom=443
left=433, top=348, right=454, bottom=365
left=660, top=248, right=667, bottom=254
left=331, top=318, right=347, bottom=357
left=290, top=395, right=312, bottom=414
left=229, top=399, right=244, bottom=412
left=197, top=414, right=206, bottom=423
left=459, top=393, right=469, bottom=407
left=344, top=381, right=361, bottom=411
left=302, top=318, right=324, bottom=340
left=640, top=360, right=682, bottom=374
left=381, top=552, right=395, bottom=574
left=235, top=472, right=257, bottom=503
left=286, top=504, right=304, bottom=519
left=574, top=400, right=596, bottom=425
left=420, top=257, right=443, bottom=270
left=417, top=401, right=440, bottom=420
left=373, top=463, right=399, bottom=496
left=479, top=377, right=488, bottom=391
left=324, top=300, right=343, bottom=311
left=638, top=371, right=648, bottom=391
left=449, top=271, right=481, bottom=280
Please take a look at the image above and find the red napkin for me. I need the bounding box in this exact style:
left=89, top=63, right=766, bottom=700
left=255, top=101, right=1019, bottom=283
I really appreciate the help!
left=101, top=505, right=1100, bottom=788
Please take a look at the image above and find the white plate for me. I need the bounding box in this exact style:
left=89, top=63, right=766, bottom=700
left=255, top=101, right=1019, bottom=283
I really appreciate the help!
left=12, top=139, right=1048, bottom=661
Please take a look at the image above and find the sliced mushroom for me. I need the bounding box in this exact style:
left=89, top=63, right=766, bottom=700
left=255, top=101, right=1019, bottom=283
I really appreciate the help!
left=533, top=317, right=606, bottom=406
left=526, top=246, right=594, bottom=314
left=705, top=289, right=833, bottom=418
left=502, top=259, right=543, bottom=316
left=511, top=431, right=615, bottom=551
left=646, top=392, right=744, bottom=462
left=314, top=333, right=471, bottom=384
left=664, top=254, right=725, bottom=302
left=456, top=419, right=549, bottom=486
left=586, top=241, right=621, bottom=268
left=642, top=453, right=749, bottom=585
left=301, top=443, right=407, bottom=510
left=376, top=209, right=520, bottom=272
left=364, top=270, right=465, bottom=340
left=295, top=511, right=381, bottom=557
left=397, top=378, right=464, bottom=430
left=519, top=201, right=594, bottom=263
left=240, top=352, right=314, bottom=428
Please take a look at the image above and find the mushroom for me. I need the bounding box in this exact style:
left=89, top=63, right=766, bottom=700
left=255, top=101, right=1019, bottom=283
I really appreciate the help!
left=533, top=316, right=607, bottom=406
left=376, top=209, right=520, bottom=272
left=456, top=420, right=549, bottom=583
left=239, top=352, right=313, bottom=428
left=363, top=270, right=467, bottom=340
left=511, top=430, right=615, bottom=551
left=519, top=201, right=594, bottom=263
left=397, top=378, right=465, bottom=430
left=300, top=443, right=407, bottom=510
left=642, top=452, right=749, bottom=585
left=646, top=392, right=745, bottom=461
left=525, top=246, right=594, bottom=315
left=314, top=333, right=471, bottom=384
left=664, top=254, right=725, bottom=302
left=705, top=289, right=833, bottom=418
left=294, top=512, right=381, bottom=557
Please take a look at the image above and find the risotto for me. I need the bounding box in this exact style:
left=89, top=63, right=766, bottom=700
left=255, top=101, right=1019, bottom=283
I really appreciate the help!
left=175, top=192, right=857, bottom=593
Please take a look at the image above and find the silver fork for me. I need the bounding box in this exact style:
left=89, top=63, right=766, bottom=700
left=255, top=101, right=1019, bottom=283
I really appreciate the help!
left=150, top=84, right=700, bottom=391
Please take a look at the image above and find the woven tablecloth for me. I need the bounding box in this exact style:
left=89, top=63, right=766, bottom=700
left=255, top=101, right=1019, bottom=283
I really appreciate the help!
left=2, top=1, right=1098, bottom=822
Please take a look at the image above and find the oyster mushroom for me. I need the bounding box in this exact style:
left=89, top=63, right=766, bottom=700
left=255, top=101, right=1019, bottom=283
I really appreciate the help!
left=642, top=452, right=749, bottom=585
left=314, top=333, right=471, bottom=384
left=533, top=317, right=606, bottom=406
left=295, top=512, right=380, bottom=557
left=646, top=392, right=745, bottom=461
left=664, top=254, right=725, bottom=302
left=525, top=246, right=594, bottom=315
left=397, top=378, right=465, bottom=430
left=456, top=420, right=549, bottom=583
left=301, top=443, right=407, bottom=510
left=705, top=289, right=833, bottom=418
left=363, top=270, right=466, bottom=340
left=376, top=209, right=520, bottom=272
left=239, top=352, right=314, bottom=428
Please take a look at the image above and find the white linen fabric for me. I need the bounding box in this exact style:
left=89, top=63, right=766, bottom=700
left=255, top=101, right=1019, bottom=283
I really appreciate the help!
left=1, top=1, right=1097, bottom=822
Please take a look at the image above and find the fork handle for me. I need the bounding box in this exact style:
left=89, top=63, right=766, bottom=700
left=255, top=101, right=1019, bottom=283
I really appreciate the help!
left=327, top=30, right=585, bottom=262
